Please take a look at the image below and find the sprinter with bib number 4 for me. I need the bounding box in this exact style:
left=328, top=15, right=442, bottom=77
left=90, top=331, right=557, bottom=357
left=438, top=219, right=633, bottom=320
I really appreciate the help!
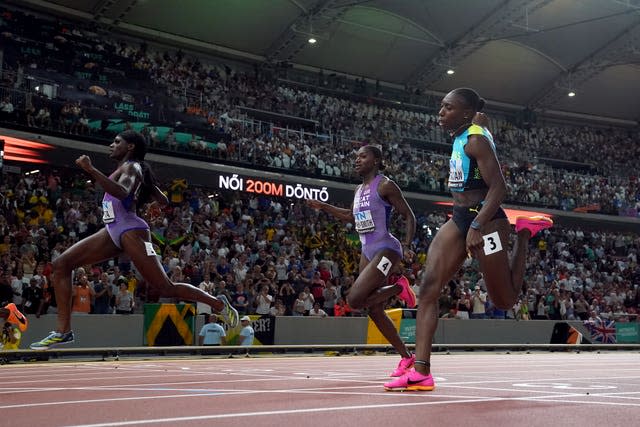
left=307, top=144, right=417, bottom=377
left=383, top=88, right=552, bottom=391
left=30, top=130, right=238, bottom=350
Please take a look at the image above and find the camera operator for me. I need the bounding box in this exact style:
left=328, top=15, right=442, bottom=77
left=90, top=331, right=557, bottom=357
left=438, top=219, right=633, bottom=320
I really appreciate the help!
left=470, top=285, right=487, bottom=319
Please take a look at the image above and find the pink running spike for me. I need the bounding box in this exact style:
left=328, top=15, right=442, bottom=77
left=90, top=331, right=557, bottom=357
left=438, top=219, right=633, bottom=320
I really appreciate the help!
left=515, top=215, right=553, bottom=239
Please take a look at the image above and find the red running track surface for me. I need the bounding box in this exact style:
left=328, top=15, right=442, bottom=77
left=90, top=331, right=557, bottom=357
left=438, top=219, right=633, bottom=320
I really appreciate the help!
left=1, top=352, right=639, bottom=427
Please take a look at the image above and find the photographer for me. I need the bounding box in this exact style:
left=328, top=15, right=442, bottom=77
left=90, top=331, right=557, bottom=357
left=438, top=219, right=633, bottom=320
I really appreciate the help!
left=1, top=321, right=22, bottom=350
left=470, top=285, right=487, bottom=319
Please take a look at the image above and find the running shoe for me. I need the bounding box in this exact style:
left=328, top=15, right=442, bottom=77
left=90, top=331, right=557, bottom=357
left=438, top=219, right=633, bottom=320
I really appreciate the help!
left=30, top=331, right=75, bottom=350
left=217, top=294, right=239, bottom=328
left=515, top=215, right=553, bottom=239
left=384, top=368, right=435, bottom=392
left=395, top=275, right=416, bottom=308
left=5, top=303, right=28, bottom=332
left=390, top=354, right=415, bottom=377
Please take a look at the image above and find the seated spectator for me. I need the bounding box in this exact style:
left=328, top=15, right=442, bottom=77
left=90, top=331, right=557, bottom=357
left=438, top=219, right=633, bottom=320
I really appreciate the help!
left=115, top=280, right=134, bottom=314
left=270, top=299, right=286, bottom=316
left=333, top=297, right=351, bottom=317
left=92, top=272, right=112, bottom=314
left=21, top=277, right=43, bottom=315
left=0, top=97, right=14, bottom=121
left=35, top=106, right=51, bottom=128
left=309, top=302, right=328, bottom=317
left=71, top=270, right=94, bottom=314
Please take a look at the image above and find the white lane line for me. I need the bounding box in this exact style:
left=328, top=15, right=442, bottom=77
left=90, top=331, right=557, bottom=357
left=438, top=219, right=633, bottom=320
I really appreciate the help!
left=0, top=372, right=239, bottom=386
left=0, top=391, right=255, bottom=409
left=63, top=398, right=510, bottom=427
left=62, top=394, right=640, bottom=427
left=3, top=378, right=637, bottom=411
left=515, top=397, right=640, bottom=407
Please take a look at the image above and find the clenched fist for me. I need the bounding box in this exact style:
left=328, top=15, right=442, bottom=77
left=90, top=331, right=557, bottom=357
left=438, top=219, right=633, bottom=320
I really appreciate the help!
left=75, top=155, right=93, bottom=171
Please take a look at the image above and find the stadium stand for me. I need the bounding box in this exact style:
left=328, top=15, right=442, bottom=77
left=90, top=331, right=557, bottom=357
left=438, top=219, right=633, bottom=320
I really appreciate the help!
left=0, top=5, right=637, bottom=324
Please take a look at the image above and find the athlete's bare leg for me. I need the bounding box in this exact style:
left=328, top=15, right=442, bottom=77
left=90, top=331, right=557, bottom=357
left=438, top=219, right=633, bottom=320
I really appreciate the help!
left=50, top=229, right=121, bottom=332
left=120, top=230, right=227, bottom=312
left=348, top=250, right=411, bottom=358
left=414, top=220, right=467, bottom=375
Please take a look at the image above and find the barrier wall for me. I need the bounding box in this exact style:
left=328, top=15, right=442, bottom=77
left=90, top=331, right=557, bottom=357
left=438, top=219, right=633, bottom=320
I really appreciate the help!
left=273, top=316, right=369, bottom=345
left=21, top=314, right=145, bottom=348
left=17, top=313, right=623, bottom=349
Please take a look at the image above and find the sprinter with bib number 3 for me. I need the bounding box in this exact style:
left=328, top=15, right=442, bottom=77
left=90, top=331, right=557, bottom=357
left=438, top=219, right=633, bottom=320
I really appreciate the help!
left=384, top=88, right=552, bottom=391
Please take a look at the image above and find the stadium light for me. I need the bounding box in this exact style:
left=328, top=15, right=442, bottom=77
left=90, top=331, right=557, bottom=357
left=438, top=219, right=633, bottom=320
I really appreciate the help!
left=568, top=91, right=576, bottom=97
left=308, top=37, right=317, bottom=44
left=446, top=69, right=455, bottom=75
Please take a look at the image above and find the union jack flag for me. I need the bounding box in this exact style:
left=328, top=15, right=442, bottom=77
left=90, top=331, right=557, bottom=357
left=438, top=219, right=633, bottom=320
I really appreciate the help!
left=584, top=319, right=617, bottom=344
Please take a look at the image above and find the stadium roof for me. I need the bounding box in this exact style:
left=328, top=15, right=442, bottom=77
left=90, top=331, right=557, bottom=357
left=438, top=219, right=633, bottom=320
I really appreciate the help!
left=12, top=0, right=640, bottom=124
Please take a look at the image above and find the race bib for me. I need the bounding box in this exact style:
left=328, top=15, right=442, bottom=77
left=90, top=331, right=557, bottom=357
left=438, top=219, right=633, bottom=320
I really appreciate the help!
left=376, top=256, right=392, bottom=276
left=354, top=210, right=375, bottom=233
left=102, top=200, right=116, bottom=224
left=482, top=231, right=503, bottom=255
left=144, top=242, right=157, bottom=256
left=448, top=158, right=464, bottom=189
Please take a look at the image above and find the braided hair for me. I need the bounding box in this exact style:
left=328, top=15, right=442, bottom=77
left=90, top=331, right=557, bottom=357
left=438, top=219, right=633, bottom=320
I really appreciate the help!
left=117, top=130, right=157, bottom=205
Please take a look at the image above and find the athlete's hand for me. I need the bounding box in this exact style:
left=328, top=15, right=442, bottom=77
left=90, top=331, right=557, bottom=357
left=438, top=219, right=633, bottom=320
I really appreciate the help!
left=466, top=228, right=484, bottom=258
left=402, top=246, right=415, bottom=263
left=75, top=155, right=93, bottom=172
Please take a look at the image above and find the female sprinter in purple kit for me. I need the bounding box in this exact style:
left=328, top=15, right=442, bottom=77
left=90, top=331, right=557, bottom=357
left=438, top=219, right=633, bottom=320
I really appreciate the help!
left=308, top=144, right=418, bottom=377
left=31, top=130, right=238, bottom=349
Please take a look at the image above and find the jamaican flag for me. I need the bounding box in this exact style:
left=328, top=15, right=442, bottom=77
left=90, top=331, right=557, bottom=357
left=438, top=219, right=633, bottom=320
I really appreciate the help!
left=143, top=303, right=196, bottom=346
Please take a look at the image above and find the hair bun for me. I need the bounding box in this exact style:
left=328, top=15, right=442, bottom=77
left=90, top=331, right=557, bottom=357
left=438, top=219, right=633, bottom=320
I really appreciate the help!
left=477, top=98, right=485, bottom=112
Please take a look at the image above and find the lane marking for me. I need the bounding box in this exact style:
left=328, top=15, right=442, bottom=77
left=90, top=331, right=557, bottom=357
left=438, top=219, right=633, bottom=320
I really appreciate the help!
left=64, top=395, right=640, bottom=427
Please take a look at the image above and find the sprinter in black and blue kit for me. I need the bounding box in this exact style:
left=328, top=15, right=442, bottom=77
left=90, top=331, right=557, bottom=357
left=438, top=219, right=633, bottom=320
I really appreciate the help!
left=385, top=88, right=553, bottom=391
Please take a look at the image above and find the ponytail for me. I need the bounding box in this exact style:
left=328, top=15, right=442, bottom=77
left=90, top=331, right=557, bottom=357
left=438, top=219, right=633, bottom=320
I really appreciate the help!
left=117, top=130, right=156, bottom=205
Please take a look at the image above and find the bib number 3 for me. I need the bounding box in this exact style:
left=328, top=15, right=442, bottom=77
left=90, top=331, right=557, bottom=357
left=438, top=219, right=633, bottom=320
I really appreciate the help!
left=482, top=231, right=503, bottom=255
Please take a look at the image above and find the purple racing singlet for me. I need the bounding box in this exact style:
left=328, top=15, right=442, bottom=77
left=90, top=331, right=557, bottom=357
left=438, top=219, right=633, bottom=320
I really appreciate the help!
left=102, top=168, right=149, bottom=249
left=352, top=175, right=402, bottom=261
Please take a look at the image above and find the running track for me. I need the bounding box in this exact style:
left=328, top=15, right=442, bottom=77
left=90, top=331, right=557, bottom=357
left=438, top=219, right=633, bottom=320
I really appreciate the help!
left=1, top=352, right=639, bottom=426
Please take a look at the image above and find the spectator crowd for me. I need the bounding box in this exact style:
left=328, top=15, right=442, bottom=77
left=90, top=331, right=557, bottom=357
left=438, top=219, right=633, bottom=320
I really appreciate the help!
left=0, top=6, right=638, bottom=218
left=0, top=5, right=637, bottom=336
left=0, top=165, right=637, bottom=325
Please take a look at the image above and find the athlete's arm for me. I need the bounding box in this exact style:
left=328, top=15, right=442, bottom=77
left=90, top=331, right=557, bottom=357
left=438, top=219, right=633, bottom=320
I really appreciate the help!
left=463, top=134, right=507, bottom=255
left=75, top=155, right=141, bottom=200
left=379, top=179, right=416, bottom=246
left=306, top=199, right=354, bottom=222
left=464, top=135, right=506, bottom=226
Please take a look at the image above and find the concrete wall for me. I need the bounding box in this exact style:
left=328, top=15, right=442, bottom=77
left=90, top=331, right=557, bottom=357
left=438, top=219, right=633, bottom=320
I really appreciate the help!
left=17, top=314, right=597, bottom=348
left=21, top=314, right=146, bottom=348
left=273, top=316, right=369, bottom=345
left=436, top=319, right=564, bottom=344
